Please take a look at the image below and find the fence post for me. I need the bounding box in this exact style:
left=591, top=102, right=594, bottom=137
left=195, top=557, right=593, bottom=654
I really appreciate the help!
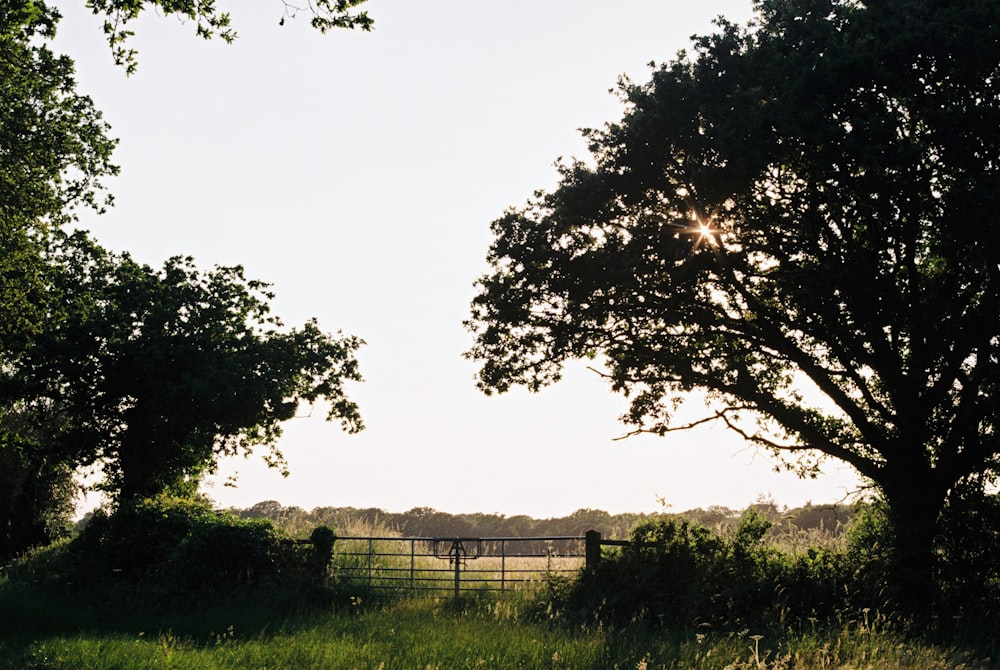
left=585, top=530, right=601, bottom=572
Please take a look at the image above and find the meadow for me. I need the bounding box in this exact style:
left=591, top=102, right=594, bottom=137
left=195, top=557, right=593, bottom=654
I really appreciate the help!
left=1, top=584, right=993, bottom=669
left=1, top=497, right=996, bottom=669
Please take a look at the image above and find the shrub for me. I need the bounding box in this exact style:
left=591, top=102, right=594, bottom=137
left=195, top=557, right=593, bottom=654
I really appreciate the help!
left=842, top=492, right=1000, bottom=621
left=63, top=495, right=329, bottom=610
left=72, top=496, right=217, bottom=580
left=935, top=487, right=1000, bottom=617
left=559, top=511, right=854, bottom=629
left=308, top=525, right=336, bottom=578
left=557, top=496, right=1000, bottom=633
left=841, top=498, right=895, bottom=610
left=0, top=456, right=77, bottom=560
left=167, top=517, right=288, bottom=600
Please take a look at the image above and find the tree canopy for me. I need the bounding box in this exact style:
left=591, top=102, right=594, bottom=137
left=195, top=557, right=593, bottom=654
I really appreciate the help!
left=1, top=1, right=119, bottom=339
left=0, top=3, right=118, bottom=225
left=466, top=0, right=1000, bottom=606
left=1, top=231, right=364, bottom=503
left=1, top=0, right=373, bottom=335
left=1, top=0, right=372, bottom=555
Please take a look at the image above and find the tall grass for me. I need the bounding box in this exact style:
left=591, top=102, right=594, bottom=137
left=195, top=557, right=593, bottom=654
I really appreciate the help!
left=3, top=499, right=996, bottom=668
left=1, top=589, right=993, bottom=669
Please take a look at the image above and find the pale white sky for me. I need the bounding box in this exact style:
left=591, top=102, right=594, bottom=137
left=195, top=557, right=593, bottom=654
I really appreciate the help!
left=55, top=0, right=864, bottom=518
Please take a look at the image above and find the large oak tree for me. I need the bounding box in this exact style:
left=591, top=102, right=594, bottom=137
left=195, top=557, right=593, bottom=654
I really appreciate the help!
left=466, top=0, right=1000, bottom=606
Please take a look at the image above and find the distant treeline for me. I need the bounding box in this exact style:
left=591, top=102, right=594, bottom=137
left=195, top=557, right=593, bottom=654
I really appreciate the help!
left=229, top=499, right=858, bottom=542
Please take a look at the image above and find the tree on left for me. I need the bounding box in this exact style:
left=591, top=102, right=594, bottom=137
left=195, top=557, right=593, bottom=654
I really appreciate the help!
left=2, top=3, right=119, bottom=556
left=1, top=1, right=119, bottom=339
left=0, top=0, right=371, bottom=557
left=3, top=230, right=364, bottom=505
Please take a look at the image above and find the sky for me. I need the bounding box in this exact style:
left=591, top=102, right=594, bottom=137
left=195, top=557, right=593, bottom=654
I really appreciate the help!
left=53, top=0, right=865, bottom=519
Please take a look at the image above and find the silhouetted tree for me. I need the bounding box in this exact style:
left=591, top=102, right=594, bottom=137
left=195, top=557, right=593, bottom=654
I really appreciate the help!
left=1, top=231, right=364, bottom=503
left=466, top=0, right=1000, bottom=609
left=2, top=0, right=375, bottom=555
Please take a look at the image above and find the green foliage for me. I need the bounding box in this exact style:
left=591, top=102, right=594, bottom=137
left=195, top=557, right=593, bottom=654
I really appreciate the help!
left=2, top=504, right=999, bottom=668
left=843, top=488, right=1000, bottom=616
left=545, top=495, right=1000, bottom=632
left=2, top=231, right=364, bottom=503
left=0, top=481, right=74, bottom=560
left=0, top=422, right=77, bottom=559
left=466, top=0, right=1000, bottom=608
left=0, top=0, right=118, bottom=341
left=72, top=496, right=219, bottom=580
left=3, top=579, right=992, bottom=669
left=937, top=486, right=1000, bottom=612
left=841, top=498, right=896, bottom=607
left=83, top=0, right=373, bottom=74
left=169, top=518, right=287, bottom=600
left=0, top=0, right=373, bottom=556
left=3, top=0, right=373, bottom=78
left=558, top=511, right=860, bottom=628
left=308, top=525, right=336, bottom=570
left=840, top=490, right=1000, bottom=616
left=0, top=3, right=118, bottom=228
left=64, top=495, right=329, bottom=608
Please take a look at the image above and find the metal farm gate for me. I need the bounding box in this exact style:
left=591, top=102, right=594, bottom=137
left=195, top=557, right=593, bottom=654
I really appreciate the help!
left=328, top=535, right=590, bottom=599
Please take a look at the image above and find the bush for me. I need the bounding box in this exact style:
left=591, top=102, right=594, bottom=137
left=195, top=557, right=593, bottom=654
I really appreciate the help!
left=72, top=496, right=217, bottom=580
left=559, top=511, right=855, bottom=629
left=167, top=518, right=288, bottom=600
left=841, top=498, right=895, bottom=610
left=308, top=525, right=337, bottom=580
left=0, top=446, right=78, bottom=560
left=63, top=495, right=331, bottom=610
left=555, top=496, right=1000, bottom=633
left=935, top=487, right=1000, bottom=616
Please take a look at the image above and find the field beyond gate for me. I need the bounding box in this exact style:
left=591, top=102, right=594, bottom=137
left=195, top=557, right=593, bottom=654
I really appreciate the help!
left=330, top=535, right=587, bottom=598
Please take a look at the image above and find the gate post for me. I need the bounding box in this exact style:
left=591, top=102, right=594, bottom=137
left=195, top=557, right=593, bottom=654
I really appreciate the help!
left=585, top=530, right=602, bottom=572
left=449, top=539, right=466, bottom=603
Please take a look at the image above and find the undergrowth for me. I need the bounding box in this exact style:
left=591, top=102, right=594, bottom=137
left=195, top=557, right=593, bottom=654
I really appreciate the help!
left=0, top=495, right=997, bottom=668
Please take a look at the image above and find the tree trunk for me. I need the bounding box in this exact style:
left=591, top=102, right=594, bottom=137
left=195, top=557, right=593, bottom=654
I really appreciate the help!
left=881, top=474, right=947, bottom=614
left=116, top=441, right=159, bottom=503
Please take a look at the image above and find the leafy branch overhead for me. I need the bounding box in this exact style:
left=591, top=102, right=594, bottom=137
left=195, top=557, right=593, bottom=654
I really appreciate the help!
left=0, top=0, right=372, bottom=75
left=83, top=0, right=374, bottom=73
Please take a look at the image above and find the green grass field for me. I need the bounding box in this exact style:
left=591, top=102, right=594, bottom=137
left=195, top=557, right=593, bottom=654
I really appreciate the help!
left=2, top=501, right=995, bottom=669
left=0, top=583, right=993, bottom=670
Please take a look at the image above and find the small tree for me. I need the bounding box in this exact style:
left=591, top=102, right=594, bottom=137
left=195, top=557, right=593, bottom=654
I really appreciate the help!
left=3, top=231, right=364, bottom=503
left=466, top=0, right=1000, bottom=609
